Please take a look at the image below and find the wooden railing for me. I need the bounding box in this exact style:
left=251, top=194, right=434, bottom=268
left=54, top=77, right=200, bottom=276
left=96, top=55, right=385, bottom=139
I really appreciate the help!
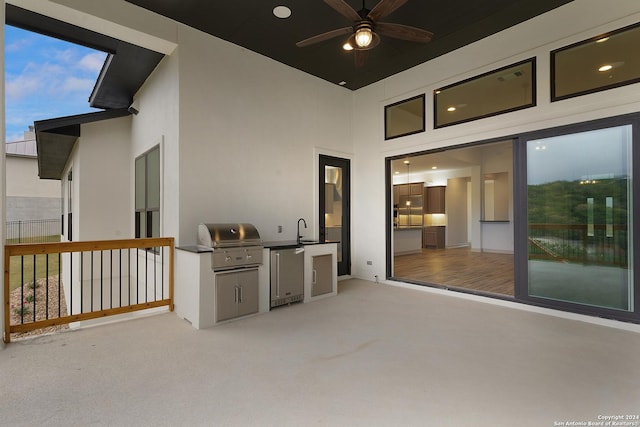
left=4, top=237, right=174, bottom=343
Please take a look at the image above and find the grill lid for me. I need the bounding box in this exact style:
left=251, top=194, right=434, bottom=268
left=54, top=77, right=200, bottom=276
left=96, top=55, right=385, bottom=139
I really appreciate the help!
left=198, top=223, right=262, bottom=248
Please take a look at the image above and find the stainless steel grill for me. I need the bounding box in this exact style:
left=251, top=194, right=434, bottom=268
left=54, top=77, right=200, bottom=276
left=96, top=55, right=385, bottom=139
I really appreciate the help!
left=198, top=223, right=263, bottom=271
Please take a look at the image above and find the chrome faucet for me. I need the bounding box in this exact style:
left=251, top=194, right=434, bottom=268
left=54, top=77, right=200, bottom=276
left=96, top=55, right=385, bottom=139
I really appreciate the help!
left=297, top=218, right=307, bottom=244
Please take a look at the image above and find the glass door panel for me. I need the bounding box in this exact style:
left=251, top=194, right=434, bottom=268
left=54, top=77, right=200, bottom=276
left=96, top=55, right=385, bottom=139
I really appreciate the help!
left=526, top=125, right=633, bottom=311
left=319, top=155, right=350, bottom=276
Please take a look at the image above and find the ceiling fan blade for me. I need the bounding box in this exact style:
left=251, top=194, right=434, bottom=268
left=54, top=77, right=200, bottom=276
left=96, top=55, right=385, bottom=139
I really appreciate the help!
left=367, top=0, right=408, bottom=22
left=375, top=22, right=433, bottom=43
left=323, top=0, right=361, bottom=22
left=296, top=27, right=353, bottom=47
left=354, top=49, right=368, bottom=67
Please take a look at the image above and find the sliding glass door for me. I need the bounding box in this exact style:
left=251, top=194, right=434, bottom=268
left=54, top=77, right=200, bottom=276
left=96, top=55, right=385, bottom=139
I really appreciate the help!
left=520, top=120, right=636, bottom=316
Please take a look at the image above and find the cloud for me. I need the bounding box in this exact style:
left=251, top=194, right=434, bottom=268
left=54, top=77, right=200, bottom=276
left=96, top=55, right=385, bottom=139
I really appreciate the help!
left=5, top=37, right=33, bottom=53
left=5, top=72, right=41, bottom=101
left=53, top=48, right=76, bottom=63
left=62, top=76, right=95, bottom=92
left=78, top=52, right=107, bottom=73
left=5, top=27, right=107, bottom=141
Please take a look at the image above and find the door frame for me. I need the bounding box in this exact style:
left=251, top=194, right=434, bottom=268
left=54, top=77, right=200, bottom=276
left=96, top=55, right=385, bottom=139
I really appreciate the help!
left=318, top=153, right=351, bottom=276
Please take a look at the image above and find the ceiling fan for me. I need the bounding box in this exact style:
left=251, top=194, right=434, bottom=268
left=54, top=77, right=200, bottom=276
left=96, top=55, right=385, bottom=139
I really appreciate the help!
left=296, top=0, right=434, bottom=66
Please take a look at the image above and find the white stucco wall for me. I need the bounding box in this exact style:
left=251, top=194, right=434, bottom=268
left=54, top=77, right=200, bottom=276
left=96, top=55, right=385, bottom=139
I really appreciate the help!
left=351, top=0, right=640, bottom=281
left=1, top=0, right=6, bottom=347
left=75, top=116, right=132, bottom=241
left=5, top=155, right=61, bottom=221
left=131, top=51, right=180, bottom=241
left=5, top=155, right=59, bottom=197
left=175, top=25, right=352, bottom=245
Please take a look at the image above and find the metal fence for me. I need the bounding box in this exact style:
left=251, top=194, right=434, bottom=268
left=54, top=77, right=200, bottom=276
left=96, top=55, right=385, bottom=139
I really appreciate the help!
left=6, top=219, right=61, bottom=243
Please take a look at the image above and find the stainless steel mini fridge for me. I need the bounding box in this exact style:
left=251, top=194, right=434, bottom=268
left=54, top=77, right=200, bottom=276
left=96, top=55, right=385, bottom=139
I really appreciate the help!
left=270, top=247, right=304, bottom=308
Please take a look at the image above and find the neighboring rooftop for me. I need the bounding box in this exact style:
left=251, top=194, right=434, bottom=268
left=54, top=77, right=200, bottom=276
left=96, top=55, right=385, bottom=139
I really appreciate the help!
left=6, top=127, right=37, bottom=158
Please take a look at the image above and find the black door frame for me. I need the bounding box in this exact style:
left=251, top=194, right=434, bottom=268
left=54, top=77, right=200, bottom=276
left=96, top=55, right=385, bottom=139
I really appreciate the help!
left=319, top=155, right=351, bottom=276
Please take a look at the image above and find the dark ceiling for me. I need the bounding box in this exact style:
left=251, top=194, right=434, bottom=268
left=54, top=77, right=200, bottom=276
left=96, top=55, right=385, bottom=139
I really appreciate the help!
left=125, top=0, right=573, bottom=90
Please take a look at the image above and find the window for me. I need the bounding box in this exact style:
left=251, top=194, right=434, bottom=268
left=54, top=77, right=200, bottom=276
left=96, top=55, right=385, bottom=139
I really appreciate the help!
left=66, top=170, right=73, bottom=241
left=520, top=120, right=635, bottom=316
left=552, top=22, right=640, bottom=101
left=434, top=59, right=535, bottom=128
left=135, top=145, right=160, bottom=239
left=384, top=94, right=425, bottom=140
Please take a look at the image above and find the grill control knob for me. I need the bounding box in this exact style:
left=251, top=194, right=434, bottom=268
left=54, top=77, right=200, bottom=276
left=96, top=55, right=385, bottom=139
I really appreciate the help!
left=225, top=256, right=232, bottom=262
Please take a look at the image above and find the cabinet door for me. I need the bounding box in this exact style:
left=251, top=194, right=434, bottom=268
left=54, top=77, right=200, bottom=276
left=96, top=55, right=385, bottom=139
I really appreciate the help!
left=425, top=186, right=446, bottom=213
left=216, top=273, right=240, bottom=322
left=216, top=269, right=259, bottom=321
left=312, top=254, right=333, bottom=296
left=237, top=271, right=259, bottom=317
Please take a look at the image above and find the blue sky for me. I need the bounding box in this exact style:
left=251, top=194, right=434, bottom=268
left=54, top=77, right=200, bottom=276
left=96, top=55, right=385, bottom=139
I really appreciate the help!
left=4, top=25, right=107, bottom=143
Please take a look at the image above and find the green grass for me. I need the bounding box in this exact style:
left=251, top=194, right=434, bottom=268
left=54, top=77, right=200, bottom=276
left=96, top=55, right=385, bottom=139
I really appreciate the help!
left=7, top=235, right=62, bottom=292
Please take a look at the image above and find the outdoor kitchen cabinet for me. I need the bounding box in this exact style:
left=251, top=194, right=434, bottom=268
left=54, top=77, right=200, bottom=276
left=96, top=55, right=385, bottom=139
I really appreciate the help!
left=311, top=254, right=333, bottom=297
left=303, top=243, right=338, bottom=303
left=215, top=269, right=259, bottom=322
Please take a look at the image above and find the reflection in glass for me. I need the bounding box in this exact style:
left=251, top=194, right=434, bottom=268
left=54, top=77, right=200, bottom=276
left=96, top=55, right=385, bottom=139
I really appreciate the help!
left=384, top=94, right=425, bottom=140
left=435, top=59, right=535, bottom=128
left=527, top=125, right=633, bottom=311
left=552, top=23, right=640, bottom=100
left=325, top=166, right=342, bottom=262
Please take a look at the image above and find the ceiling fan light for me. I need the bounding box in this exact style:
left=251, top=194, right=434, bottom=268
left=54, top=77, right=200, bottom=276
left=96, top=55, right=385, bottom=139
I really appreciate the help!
left=355, top=27, right=373, bottom=48
left=343, top=41, right=354, bottom=51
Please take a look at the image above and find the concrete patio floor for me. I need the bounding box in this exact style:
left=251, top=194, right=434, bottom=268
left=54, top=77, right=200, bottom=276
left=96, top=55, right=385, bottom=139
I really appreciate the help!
left=1, top=278, right=639, bottom=426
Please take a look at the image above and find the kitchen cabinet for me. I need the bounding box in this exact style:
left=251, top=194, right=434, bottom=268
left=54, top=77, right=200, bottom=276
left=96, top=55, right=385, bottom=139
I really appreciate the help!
left=216, top=269, right=259, bottom=322
left=311, top=254, right=333, bottom=297
left=425, top=186, right=446, bottom=214
left=394, top=182, right=424, bottom=228
left=424, top=226, right=445, bottom=249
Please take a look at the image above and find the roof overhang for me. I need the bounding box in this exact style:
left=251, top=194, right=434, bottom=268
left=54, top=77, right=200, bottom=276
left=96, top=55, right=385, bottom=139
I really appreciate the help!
left=6, top=4, right=164, bottom=110
left=35, top=109, right=131, bottom=180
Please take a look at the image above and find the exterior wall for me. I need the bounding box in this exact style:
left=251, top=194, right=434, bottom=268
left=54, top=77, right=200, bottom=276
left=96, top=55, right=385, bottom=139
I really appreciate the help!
left=1, top=0, right=5, bottom=347
left=175, top=25, right=352, bottom=245
left=351, top=0, right=640, bottom=281
left=75, top=116, right=132, bottom=241
left=6, top=155, right=61, bottom=221
left=130, top=51, right=180, bottom=241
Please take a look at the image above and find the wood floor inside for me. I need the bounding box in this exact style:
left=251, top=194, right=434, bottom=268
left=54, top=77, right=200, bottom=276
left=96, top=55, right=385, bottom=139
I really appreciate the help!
left=393, top=246, right=514, bottom=296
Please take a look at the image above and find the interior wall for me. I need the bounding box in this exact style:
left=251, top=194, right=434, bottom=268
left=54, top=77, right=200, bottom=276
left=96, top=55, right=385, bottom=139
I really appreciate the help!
left=175, top=24, right=353, bottom=246
left=351, top=0, right=640, bottom=281
left=446, top=177, right=468, bottom=247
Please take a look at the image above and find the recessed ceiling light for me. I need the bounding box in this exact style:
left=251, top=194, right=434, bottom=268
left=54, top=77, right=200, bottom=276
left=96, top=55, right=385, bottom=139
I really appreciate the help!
left=273, top=6, right=291, bottom=19
left=598, top=64, right=613, bottom=72
left=394, top=171, right=400, bottom=175
left=447, top=106, right=456, bottom=112
left=338, top=81, right=347, bottom=86
left=403, top=160, right=410, bottom=165
left=431, top=166, right=438, bottom=170
left=596, top=37, right=609, bottom=43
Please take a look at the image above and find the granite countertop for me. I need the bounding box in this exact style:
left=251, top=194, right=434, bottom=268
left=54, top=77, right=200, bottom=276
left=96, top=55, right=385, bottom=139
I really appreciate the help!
left=263, top=240, right=326, bottom=249
left=178, top=241, right=328, bottom=252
